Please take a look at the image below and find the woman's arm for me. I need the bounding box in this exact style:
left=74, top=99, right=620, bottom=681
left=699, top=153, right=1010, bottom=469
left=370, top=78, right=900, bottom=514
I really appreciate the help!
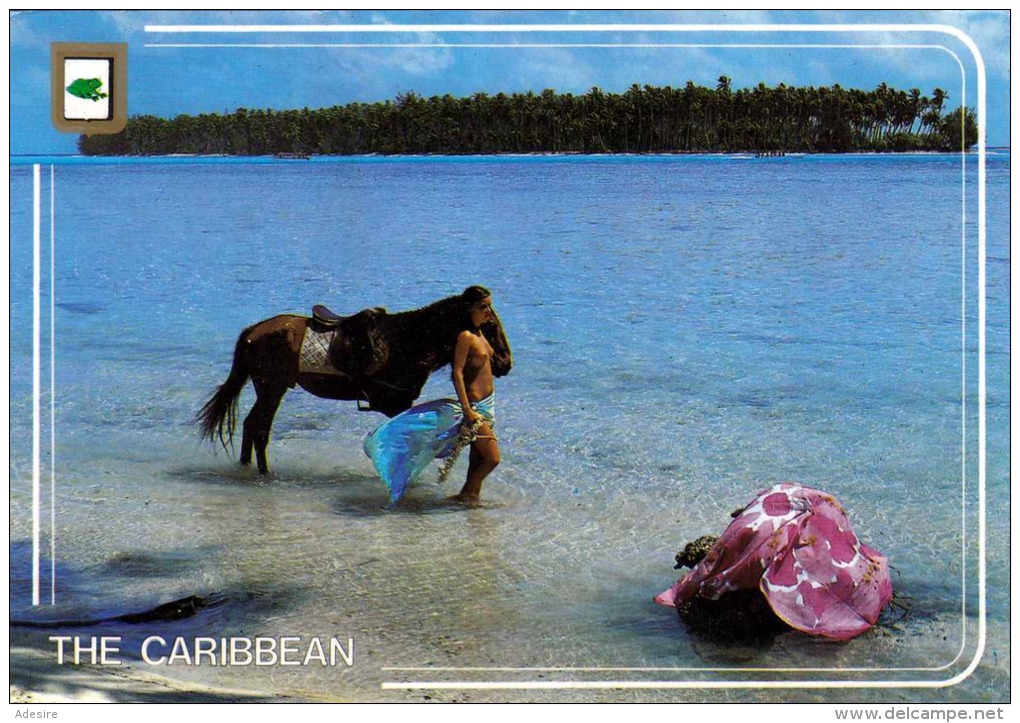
left=451, top=331, right=481, bottom=424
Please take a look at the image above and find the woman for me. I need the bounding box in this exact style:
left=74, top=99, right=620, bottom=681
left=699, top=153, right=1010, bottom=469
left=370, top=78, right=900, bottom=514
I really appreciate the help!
left=364, top=286, right=501, bottom=506
left=448, top=285, right=501, bottom=505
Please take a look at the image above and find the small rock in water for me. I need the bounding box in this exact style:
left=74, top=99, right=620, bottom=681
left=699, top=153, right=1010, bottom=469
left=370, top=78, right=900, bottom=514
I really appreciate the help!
left=673, top=535, right=717, bottom=570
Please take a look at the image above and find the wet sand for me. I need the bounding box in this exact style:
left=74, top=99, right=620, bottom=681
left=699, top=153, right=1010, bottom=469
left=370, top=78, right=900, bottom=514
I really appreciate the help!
left=10, top=636, right=298, bottom=703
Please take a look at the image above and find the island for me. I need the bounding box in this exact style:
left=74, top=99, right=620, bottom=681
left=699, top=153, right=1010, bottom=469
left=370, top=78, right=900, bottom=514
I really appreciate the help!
left=79, top=80, right=979, bottom=156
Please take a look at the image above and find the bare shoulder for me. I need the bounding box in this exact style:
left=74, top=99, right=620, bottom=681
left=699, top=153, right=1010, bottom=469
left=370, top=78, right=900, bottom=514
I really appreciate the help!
left=455, top=330, right=480, bottom=352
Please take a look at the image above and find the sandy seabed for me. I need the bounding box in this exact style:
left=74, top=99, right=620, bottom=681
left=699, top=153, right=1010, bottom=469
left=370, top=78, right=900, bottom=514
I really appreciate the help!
left=9, top=638, right=300, bottom=704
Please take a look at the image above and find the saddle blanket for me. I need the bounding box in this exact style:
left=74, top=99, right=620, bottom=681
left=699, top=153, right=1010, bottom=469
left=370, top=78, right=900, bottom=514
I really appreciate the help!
left=299, top=327, right=340, bottom=374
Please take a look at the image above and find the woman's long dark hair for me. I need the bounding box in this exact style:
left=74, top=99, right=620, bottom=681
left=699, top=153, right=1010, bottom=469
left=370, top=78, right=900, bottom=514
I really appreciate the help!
left=461, top=285, right=491, bottom=304
left=459, top=285, right=492, bottom=330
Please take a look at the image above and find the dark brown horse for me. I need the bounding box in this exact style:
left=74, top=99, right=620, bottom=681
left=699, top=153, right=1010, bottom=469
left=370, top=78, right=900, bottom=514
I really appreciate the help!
left=197, top=293, right=512, bottom=474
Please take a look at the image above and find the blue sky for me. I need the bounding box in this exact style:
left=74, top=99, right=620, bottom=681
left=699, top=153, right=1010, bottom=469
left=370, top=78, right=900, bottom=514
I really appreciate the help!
left=10, top=9, right=1010, bottom=153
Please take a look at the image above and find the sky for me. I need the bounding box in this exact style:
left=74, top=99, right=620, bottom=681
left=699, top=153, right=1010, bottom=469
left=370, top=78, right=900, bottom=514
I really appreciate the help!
left=8, top=9, right=1011, bottom=154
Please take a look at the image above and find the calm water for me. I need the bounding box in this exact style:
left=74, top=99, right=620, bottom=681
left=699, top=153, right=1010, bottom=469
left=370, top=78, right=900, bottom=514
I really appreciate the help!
left=9, top=153, right=1010, bottom=702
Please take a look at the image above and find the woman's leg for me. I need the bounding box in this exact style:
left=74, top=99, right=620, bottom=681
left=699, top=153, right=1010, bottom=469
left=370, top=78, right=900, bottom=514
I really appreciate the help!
left=455, top=421, right=499, bottom=504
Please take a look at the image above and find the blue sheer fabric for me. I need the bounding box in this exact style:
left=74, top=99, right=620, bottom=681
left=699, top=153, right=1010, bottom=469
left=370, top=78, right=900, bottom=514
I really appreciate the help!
left=364, top=394, right=495, bottom=504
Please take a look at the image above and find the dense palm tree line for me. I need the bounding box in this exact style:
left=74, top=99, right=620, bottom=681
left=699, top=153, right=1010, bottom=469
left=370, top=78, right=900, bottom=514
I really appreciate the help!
left=79, top=79, right=978, bottom=156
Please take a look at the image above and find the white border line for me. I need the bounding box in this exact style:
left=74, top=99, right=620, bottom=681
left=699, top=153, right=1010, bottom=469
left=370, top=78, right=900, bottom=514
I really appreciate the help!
left=147, top=18, right=987, bottom=690
left=973, top=20, right=987, bottom=691
left=50, top=21, right=986, bottom=690
left=381, top=678, right=988, bottom=691
left=50, top=165, right=57, bottom=606
left=140, top=23, right=978, bottom=34
left=143, top=43, right=954, bottom=50
left=975, top=23, right=988, bottom=696
left=32, top=164, right=41, bottom=607
left=959, top=63, right=969, bottom=679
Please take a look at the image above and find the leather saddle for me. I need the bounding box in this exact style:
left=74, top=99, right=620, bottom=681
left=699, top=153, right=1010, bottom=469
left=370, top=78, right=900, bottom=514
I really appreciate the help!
left=308, top=304, right=389, bottom=377
left=311, top=304, right=344, bottom=328
left=310, top=304, right=387, bottom=332
left=306, top=304, right=428, bottom=415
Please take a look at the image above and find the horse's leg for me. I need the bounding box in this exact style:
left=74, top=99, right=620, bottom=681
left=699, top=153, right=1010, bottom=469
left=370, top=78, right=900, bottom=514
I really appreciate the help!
left=240, top=405, right=256, bottom=467
left=231, top=314, right=303, bottom=470
left=240, top=386, right=270, bottom=467
left=245, top=382, right=287, bottom=475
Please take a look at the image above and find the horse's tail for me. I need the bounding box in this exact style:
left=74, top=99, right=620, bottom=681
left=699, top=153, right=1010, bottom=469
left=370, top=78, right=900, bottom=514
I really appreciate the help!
left=197, top=325, right=253, bottom=453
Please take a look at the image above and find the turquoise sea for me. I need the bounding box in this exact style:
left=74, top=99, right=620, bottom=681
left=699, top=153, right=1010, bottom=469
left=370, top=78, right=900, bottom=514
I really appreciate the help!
left=8, top=152, right=1010, bottom=702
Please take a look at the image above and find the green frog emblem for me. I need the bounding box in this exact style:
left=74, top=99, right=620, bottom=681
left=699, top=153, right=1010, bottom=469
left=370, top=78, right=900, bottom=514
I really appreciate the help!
left=66, top=78, right=108, bottom=101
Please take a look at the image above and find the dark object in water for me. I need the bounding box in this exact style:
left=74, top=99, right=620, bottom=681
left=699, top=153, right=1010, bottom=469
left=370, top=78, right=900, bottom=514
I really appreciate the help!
left=669, top=535, right=784, bottom=641
left=10, top=593, right=226, bottom=629
left=680, top=590, right=788, bottom=643
left=674, top=535, right=718, bottom=570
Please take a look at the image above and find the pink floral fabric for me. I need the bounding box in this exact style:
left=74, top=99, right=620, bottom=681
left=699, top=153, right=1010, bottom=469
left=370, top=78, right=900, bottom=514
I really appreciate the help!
left=655, top=483, right=892, bottom=641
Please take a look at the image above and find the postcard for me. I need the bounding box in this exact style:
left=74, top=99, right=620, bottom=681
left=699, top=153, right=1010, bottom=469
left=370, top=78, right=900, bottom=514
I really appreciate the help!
left=8, top=9, right=1010, bottom=712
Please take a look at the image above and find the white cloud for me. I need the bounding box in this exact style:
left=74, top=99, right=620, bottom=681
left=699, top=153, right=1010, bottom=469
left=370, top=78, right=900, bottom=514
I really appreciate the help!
left=780, top=10, right=1008, bottom=79
left=385, top=43, right=456, bottom=77
left=512, top=47, right=596, bottom=93
left=320, top=41, right=455, bottom=85
left=929, top=10, right=1010, bottom=76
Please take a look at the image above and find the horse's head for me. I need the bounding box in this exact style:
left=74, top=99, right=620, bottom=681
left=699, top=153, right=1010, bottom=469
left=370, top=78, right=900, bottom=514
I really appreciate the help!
left=481, top=306, right=513, bottom=377
left=372, top=291, right=512, bottom=381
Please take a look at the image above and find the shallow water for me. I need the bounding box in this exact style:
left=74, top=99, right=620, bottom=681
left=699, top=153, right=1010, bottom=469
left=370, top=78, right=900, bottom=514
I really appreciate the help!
left=8, top=153, right=1010, bottom=701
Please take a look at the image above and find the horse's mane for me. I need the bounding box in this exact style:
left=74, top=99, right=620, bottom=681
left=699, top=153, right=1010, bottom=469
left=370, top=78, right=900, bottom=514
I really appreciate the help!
left=368, top=291, right=511, bottom=381
left=379, top=294, right=466, bottom=373
left=390, top=294, right=462, bottom=321
left=384, top=294, right=464, bottom=336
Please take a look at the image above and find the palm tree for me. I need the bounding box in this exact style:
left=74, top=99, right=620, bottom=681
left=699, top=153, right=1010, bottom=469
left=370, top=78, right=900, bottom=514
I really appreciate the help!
left=939, top=107, right=978, bottom=150
left=85, top=79, right=963, bottom=156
